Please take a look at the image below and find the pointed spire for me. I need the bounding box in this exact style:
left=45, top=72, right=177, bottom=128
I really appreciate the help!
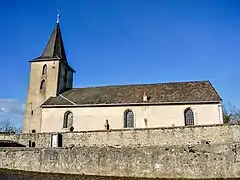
left=32, top=6, right=67, bottom=63
left=40, top=23, right=67, bottom=62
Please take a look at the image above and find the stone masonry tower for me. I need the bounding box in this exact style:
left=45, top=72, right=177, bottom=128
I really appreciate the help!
left=22, top=16, right=75, bottom=133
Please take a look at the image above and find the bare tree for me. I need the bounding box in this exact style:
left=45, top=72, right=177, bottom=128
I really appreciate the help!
left=0, top=120, right=22, bottom=134
left=222, top=102, right=240, bottom=125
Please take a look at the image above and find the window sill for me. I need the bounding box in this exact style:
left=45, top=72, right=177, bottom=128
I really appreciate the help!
left=40, top=89, right=46, bottom=93
left=61, top=128, right=70, bottom=131
left=123, top=127, right=135, bottom=129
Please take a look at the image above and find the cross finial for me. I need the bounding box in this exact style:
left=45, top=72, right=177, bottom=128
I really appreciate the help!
left=56, top=5, right=62, bottom=24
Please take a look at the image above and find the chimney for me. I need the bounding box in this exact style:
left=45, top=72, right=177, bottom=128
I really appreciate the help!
left=143, top=91, right=148, bottom=102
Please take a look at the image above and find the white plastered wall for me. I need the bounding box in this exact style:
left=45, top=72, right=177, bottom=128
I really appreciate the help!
left=41, top=103, right=223, bottom=132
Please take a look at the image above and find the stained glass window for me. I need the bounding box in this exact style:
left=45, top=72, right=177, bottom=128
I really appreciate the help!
left=63, top=111, right=73, bottom=128
left=184, top=108, right=194, bottom=126
left=124, top=110, right=134, bottom=128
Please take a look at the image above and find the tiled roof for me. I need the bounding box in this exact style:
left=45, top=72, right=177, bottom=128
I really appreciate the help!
left=0, top=140, right=26, bottom=147
left=42, top=80, right=222, bottom=107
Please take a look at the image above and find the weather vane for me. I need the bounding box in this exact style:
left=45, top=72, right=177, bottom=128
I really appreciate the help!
left=56, top=5, right=62, bottom=24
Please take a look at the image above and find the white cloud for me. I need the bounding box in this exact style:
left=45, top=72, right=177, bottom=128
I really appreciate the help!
left=0, top=99, right=24, bottom=128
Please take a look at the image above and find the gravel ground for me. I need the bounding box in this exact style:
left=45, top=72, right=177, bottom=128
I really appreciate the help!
left=0, top=169, right=237, bottom=180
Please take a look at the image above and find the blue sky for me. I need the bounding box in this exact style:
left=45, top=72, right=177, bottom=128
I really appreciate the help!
left=0, top=0, right=240, bottom=127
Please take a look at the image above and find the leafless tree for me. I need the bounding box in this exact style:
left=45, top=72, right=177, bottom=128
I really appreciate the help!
left=0, top=120, right=22, bottom=134
left=222, top=102, right=240, bottom=125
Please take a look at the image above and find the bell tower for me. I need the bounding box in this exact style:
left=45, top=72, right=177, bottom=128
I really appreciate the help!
left=22, top=11, right=75, bottom=133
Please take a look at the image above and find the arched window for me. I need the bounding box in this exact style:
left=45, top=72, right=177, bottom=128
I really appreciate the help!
left=40, top=80, right=46, bottom=90
left=124, top=110, right=134, bottom=128
left=63, top=111, right=73, bottom=128
left=184, top=108, right=194, bottom=126
left=42, top=64, right=47, bottom=75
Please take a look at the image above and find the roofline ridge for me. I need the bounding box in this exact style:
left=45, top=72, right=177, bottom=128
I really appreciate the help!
left=59, top=94, right=77, bottom=105
left=71, top=80, right=211, bottom=89
left=207, top=81, right=223, bottom=102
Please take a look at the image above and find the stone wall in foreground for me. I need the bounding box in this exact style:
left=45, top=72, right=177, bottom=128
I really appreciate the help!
left=0, top=124, right=239, bottom=148
left=0, top=142, right=239, bottom=178
left=0, top=124, right=239, bottom=178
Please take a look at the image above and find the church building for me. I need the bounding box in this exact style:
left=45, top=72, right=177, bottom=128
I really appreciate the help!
left=22, top=17, right=223, bottom=133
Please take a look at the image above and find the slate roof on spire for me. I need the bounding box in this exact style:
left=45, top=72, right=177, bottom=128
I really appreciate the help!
left=30, top=23, right=67, bottom=63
